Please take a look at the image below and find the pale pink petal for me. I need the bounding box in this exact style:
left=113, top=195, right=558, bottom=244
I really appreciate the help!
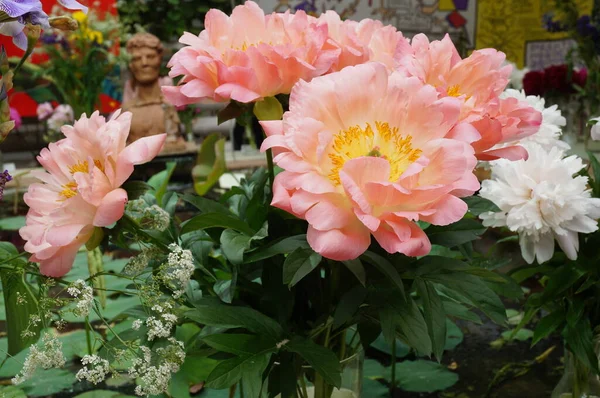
left=115, top=134, right=166, bottom=187
left=93, top=188, right=128, bottom=227
left=307, top=223, right=371, bottom=261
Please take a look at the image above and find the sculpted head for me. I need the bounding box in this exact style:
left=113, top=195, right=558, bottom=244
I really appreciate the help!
left=127, top=32, right=163, bottom=86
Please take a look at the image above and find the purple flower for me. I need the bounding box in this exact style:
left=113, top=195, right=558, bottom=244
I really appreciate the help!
left=0, top=169, right=12, bottom=201
left=0, top=0, right=88, bottom=50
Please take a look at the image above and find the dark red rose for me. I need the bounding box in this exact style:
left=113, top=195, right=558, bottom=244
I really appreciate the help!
left=572, top=68, right=588, bottom=88
left=523, top=70, right=545, bottom=96
left=543, top=64, right=570, bottom=93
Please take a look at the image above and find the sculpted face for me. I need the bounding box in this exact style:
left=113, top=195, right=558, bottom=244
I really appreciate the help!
left=130, top=46, right=161, bottom=84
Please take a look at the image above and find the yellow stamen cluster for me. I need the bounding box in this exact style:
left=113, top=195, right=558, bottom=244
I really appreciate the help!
left=328, top=121, right=422, bottom=186
left=59, top=182, right=78, bottom=199
left=59, top=159, right=104, bottom=200
left=447, top=85, right=462, bottom=97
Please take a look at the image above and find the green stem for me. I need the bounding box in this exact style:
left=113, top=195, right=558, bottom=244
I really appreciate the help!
left=85, top=317, right=93, bottom=355
left=300, top=373, right=309, bottom=398
left=13, top=42, right=36, bottom=75
left=0, top=252, right=28, bottom=266
left=391, top=338, right=397, bottom=394
left=266, top=148, right=275, bottom=193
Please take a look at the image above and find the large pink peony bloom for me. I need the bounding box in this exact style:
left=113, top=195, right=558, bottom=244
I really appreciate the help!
left=398, top=34, right=541, bottom=160
left=260, top=63, right=480, bottom=260
left=20, top=111, right=166, bottom=277
left=162, top=1, right=339, bottom=106
left=317, top=11, right=411, bottom=72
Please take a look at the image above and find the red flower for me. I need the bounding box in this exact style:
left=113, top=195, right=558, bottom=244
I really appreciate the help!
left=543, top=65, right=570, bottom=93
left=523, top=70, right=545, bottom=96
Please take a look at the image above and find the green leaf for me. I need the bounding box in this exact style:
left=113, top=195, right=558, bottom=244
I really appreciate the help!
left=444, top=319, right=464, bottom=351
left=287, top=337, right=342, bottom=388
left=587, top=151, right=600, bottom=196
left=220, top=229, right=252, bottom=265
left=180, top=212, right=255, bottom=236
left=361, top=251, right=405, bottom=298
left=0, top=268, right=39, bottom=355
left=185, top=302, right=284, bottom=341
left=416, top=279, right=446, bottom=360
left=240, top=353, right=270, bottom=398
left=565, top=317, right=599, bottom=373
left=424, top=273, right=506, bottom=325
left=0, top=216, right=26, bottom=230
left=426, top=219, right=486, bottom=247
left=182, top=194, right=231, bottom=215
left=122, top=181, right=153, bottom=201
left=74, top=391, right=136, bottom=398
left=333, top=285, right=366, bottom=329
left=169, top=370, right=191, bottom=398
left=193, top=134, right=227, bottom=196
left=442, top=300, right=482, bottom=324
left=20, top=368, right=76, bottom=397
left=202, top=334, right=263, bottom=355
left=532, top=311, right=564, bottom=346
left=370, top=333, right=410, bottom=358
left=253, top=97, right=284, bottom=121
left=540, top=265, right=585, bottom=303
left=0, top=386, right=27, bottom=398
left=379, top=307, right=397, bottom=347
left=342, top=259, right=366, bottom=287
left=394, top=296, right=432, bottom=356
left=245, top=235, right=309, bottom=263
left=463, top=196, right=500, bottom=216
left=282, top=248, right=322, bottom=287
left=85, top=226, right=104, bottom=251
left=147, top=161, right=176, bottom=205
left=207, top=346, right=273, bottom=389
left=502, top=328, right=533, bottom=342
left=395, top=360, right=458, bottom=393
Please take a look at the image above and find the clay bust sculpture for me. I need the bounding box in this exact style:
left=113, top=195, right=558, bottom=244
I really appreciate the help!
left=122, top=33, right=183, bottom=146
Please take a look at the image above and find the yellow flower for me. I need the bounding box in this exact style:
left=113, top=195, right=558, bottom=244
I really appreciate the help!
left=72, top=11, right=87, bottom=25
left=86, top=30, right=104, bottom=44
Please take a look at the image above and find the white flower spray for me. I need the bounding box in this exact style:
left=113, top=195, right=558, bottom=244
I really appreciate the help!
left=12, top=333, right=66, bottom=385
left=76, top=355, right=111, bottom=385
left=67, top=279, right=94, bottom=318
left=129, top=338, right=186, bottom=396
left=160, top=244, right=195, bottom=298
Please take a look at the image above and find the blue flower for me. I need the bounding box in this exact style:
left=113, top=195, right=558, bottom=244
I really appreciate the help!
left=0, top=0, right=88, bottom=50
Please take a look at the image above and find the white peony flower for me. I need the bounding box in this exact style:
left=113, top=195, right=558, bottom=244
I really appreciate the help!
left=505, top=61, right=529, bottom=90
left=480, top=144, right=600, bottom=264
left=499, top=89, right=569, bottom=151
left=590, top=116, right=600, bottom=141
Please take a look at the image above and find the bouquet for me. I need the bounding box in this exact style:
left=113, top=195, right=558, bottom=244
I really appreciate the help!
left=4, top=2, right=600, bottom=398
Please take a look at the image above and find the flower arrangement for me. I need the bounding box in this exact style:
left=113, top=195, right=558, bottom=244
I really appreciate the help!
left=29, top=7, right=122, bottom=118
left=2, top=1, right=600, bottom=398
left=36, top=101, right=74, bottom=142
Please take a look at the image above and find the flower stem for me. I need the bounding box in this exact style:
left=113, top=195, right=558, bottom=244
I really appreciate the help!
left=266, top=148, right=275, bottom=193
left=85, top=317, right=93, bottom=355
left=391, top=338, right=397, bottom=394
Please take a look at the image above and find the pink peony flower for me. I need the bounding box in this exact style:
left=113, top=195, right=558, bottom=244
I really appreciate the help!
left=162, top=1, right=340, bottom=106
left=20, top=111, right=166, bottom=277
left=317, top=11, right=411, bottom=72
left=260, top=63, right=479, bottom=260
left=398, top=34, right=541, bottom=160
left=9, top=107, right=21, bottom=130
left=37, top=102, right=54, bottom=121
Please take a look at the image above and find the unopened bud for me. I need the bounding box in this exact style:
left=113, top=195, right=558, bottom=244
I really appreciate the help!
left=253, top=96, right=284, bottom=121
left=49, top=16, right=78, bottom=31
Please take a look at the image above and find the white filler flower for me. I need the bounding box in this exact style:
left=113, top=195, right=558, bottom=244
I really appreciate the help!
left=480, top=144, right=600, bottom=264
left=499, top=89, right=569, bottom=151
left=590, top=116, right=600, bottom=141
